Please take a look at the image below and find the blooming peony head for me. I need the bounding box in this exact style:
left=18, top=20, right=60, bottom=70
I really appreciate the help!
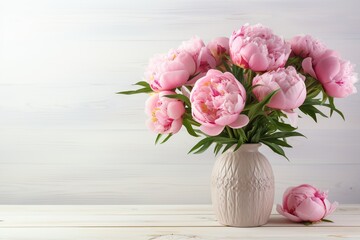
left=207, top=37, right=230, bottom=65
left=145, top=91, right=185, bottom=134
left=229, top=23, right=291, bottom=72
left=190, top=69, right=249, bottom=136
left=252, top=66, right=306, bottom=110
left=290, top=35, right=327, bottom=59
left=277, top=184, right=338, bottom=223
left=178, top=37, right=217, bottom=81
left=145, top=49, right=196, bottom=92
left=302, top=50, right=358, bottom=98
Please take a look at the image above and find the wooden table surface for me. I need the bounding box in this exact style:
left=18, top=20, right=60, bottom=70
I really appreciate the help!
left=0, top=205, right=359, bottom=239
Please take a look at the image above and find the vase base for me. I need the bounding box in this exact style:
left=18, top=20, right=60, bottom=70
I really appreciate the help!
left=218, top=221, right=268, bottom=228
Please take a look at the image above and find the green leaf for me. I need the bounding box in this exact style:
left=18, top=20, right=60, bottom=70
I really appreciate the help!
left=262, top=131, right=305, bottom=140
left=189, top=136, right=237, bottom=154
left=325, top=97, right=345, bottom=120
left=164, top=94, right=191, bottom=107
left=268, top=118, right=296, bottom=132
left=211, top=137, right=237, bottom=144
left=213, top=143, right=223, bottom=156
left=161, top=133, right=173, bottom=144
left=222, top=142, right=235, bottom=154
left=222, top=60, right=232, bottom=72
left=261, top=138, right=292, bottom=148
left=134, top=81, right=150, bottom=88
left=117, top=87, right=152, bottom=95
left=302, top=221, right=313, bottom=226
left=189, top=138, right=213, bottom=154
left=299, top=105, right=318, bottom=122
left=261, top=140, right=289, bottom=160
left=182, top=118, right=199, bottom=137
left=303, top=105, right=328, bottom=118
left=321, top=219, right=334, bottom=223
left=193, top=140, right=214, bottom=154
left=155, top=134, right=162, bottom=145
left=247, top=90, right=279, bottom=120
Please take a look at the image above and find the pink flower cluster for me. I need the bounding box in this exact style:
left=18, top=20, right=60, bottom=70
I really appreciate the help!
left=190, top=70, right=249, bottom=136
left=253, top=66, right=306, bottom=111
left=145, top=37, right=217, bottom=92
left=145, top=91, right=185, bottom=134
left=143, top=23, right=357, bottom=135
left=291, top=35, right=357, bottom=98
left=277, top=184, right=338, bottom=223
left=229, top=24, right=291, bottom=72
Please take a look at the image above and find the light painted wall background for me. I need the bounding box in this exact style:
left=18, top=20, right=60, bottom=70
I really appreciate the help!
left=0, top=0, right=359, bottom=204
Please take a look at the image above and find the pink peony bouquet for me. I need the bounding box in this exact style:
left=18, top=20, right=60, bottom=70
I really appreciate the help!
left=119, top=23, right=357, bottom=159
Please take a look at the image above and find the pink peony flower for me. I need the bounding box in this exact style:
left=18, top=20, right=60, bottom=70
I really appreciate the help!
left=277, top=184, right=338, bottom=223
left=229, top=23, right=291, bottom=72
left=190, top=69, right=249, bottom=136
left=252, top=66, right=306, bottom=110
left=178, top=37, right=217, bottom=83
left=302, top=50, right=358, bottom=98
left=145, top=91, right=185, bottom=134
left=145, top=49, right=196, bottom=91
left=207, top=37, right=230, bottom=65
left=290, top=35, right=327, bottom=59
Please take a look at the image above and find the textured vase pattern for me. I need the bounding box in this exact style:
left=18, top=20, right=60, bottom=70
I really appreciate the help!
left=211, top=144, right=275, bottom=227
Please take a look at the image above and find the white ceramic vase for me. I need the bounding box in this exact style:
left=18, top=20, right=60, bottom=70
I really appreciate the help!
left=211, top=143, right=274, bottom=227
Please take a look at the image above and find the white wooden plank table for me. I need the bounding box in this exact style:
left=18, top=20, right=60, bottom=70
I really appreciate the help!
left=0, top=205, right=359, bottom=239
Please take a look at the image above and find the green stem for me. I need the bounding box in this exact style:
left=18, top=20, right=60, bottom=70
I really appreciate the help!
left=226, top=126, right=234, bottom=139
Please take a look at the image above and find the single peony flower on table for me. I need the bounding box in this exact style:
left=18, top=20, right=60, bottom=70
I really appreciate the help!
left=252, top=66, right=306, bottom=110
left=145, top=91, right=185, bottom=134
left=145, top=50, right=196, bottom=91
left=190, top=69, right=249, bottom=136
left=277, top=184, right=338, bottom=223
left=229, top=23, right=291, bottom=72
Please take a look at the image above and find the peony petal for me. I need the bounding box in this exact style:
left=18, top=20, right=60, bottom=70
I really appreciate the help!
left=315, top=56, right=340, bottom=84
left=228, top=114, right=249, bottom=128
left=145, top=94, right=159, bottom=116
left=192, top=105, right=207, bottom=124
left=200, top=125, right=224, bottom=136
left=249, top=53, right=269, bottom=72
left=175, top=52, right=196, bottom=75
left=326, top=201, right=339, bottom=216
left=267, top=90, right=286, bottom=109
left=167, top=101, right=185, bottom=120
left=159, top=70, right=189, bottom=90
left=322, top=81, right=355, bottom=98
left=240, top=43, right=260, bottom=62
left=186, top=72, right=206, bottom=86
left=302, top=57, right=317, bottom=78
left=214, top=114, right=238, bottom=126
left=168, top=119, right=182, bottom=134
left=276, top=204, right=302, bottom=222
left=294, top=198, right=326, bottom=222
left=282, top=186, right=295, bottom=210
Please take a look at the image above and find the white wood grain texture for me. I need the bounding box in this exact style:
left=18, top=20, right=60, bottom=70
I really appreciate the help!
left=0, top=0, right=360, bottom=204
left=0, top=204, right=359, bottom=215
left=1, top=227, right=359, bottom=240
left=0, top=205, right=359, bottom=239
left=0, top=205, right=358, bottom=227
